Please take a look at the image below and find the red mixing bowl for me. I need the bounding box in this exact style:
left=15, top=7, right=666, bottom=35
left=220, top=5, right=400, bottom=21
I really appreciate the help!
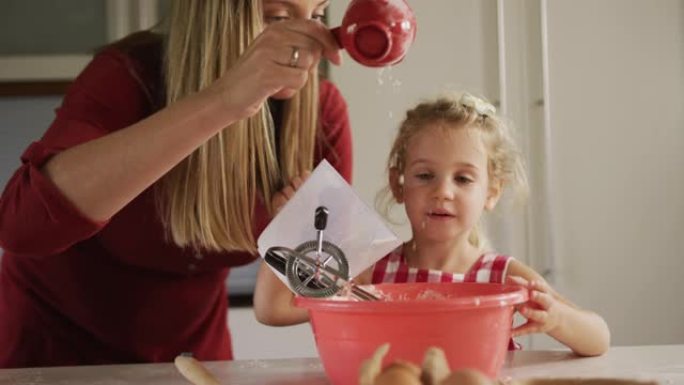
left=295, top=282, right=528, bottom=385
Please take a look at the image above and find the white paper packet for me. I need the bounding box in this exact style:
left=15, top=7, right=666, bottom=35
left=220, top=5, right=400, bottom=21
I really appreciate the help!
left=257, top=160, right=401, bottom=290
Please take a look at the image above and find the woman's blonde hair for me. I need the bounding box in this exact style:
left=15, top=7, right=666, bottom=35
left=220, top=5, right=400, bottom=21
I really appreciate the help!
left=377, top=92, right=528, bottom=250
left=158, top=0, right=319, bottom=253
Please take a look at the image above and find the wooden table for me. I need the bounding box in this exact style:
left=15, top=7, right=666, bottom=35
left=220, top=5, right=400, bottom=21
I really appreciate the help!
left=0, top=345, right=682, bottom=385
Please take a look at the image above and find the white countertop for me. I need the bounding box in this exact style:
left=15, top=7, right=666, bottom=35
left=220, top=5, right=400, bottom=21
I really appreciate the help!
left=0, top=345, right=682, bottom=385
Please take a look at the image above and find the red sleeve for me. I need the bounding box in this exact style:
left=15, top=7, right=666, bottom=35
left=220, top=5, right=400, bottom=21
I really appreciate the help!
left=317, top=79, right=353, bottom=183
left=0, top=50, right=152, bottom=257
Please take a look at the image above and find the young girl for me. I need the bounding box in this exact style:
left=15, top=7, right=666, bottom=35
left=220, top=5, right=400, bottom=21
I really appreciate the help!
left=254, top=92, right=610, bottom=357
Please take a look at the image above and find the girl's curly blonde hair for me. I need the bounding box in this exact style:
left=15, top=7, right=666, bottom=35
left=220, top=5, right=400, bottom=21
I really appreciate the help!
left=377, top=92, right=529, bottom=250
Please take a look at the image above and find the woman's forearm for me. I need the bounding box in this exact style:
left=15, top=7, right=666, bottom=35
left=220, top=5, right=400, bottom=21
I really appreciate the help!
left=42, top=87, right=233, bottom=222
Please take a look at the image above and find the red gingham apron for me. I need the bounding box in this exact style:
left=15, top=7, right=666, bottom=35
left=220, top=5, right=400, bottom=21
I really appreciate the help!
left=370, top=245, right=521, bottom=350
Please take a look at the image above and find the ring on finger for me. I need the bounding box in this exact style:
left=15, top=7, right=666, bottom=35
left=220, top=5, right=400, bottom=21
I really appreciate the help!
left=288, top=46, right=300, bottom=68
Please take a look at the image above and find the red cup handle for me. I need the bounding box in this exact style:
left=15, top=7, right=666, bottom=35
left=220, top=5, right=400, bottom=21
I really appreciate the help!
left=330, top=26, right=343, bottom=49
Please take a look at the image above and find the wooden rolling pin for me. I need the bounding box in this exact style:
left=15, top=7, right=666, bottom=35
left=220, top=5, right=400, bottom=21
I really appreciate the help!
left=174, top=354, right=221, bottom=385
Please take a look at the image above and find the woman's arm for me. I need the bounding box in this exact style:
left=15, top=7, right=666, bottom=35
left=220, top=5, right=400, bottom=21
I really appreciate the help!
left=42, top=86, right=233, bottom=222
left=43, top=20, right=341, bottom=223
left=507, top=260, right=611, bottom=356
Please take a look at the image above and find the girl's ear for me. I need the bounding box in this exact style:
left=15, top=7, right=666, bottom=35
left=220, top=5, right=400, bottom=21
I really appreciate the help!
left=389, top=167, right=404, bottom=203
left=485, top=179, right=502, bottom=211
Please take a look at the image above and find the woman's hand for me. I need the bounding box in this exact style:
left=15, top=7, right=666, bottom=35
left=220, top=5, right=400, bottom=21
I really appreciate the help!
left=211, top=19, right=342, bottom=122
left=508, top=275, right=566, bottom=337
left=271, top=171, right=311, bottom=215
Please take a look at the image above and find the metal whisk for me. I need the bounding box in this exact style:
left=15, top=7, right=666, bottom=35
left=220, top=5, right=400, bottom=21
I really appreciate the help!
left=263, top=206, right=380, bottom=301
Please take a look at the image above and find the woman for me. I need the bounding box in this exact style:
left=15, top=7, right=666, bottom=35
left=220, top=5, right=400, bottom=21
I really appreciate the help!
left=0, top=0, right=351, bottom=367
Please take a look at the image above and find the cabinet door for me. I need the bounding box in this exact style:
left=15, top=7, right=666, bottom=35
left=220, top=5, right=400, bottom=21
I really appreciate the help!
left=0, top=0, right=108, bottom=82
left=0, top=0, right=167, bottom=90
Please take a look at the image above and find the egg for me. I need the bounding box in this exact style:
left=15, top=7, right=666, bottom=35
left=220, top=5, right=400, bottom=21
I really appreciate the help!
left=421, top=346, right=451, bottom=385
left=359, top=343, right=390, bottom=385
left=374, top=361, right=422, bottom=385
left=440, top=368, right=492, bottom=385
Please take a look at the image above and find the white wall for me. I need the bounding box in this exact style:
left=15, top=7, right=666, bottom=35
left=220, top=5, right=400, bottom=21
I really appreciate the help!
left=544, top=0, right=684, bottom=345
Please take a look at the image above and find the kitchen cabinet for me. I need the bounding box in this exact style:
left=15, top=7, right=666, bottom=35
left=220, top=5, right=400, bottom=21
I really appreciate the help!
left=0, top=0, right=169, bottom=95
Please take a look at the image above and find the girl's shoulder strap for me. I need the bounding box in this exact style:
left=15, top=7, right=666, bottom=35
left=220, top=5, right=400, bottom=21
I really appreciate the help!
left=464, top=252, right=514, bottom=284
left=370, top=244, right=405, bottom=283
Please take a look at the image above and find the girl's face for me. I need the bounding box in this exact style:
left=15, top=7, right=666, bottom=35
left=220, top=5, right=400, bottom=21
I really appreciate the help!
left=262, top=0, right=330, bottom=25
left=393, top=123, right=501, bottom=244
